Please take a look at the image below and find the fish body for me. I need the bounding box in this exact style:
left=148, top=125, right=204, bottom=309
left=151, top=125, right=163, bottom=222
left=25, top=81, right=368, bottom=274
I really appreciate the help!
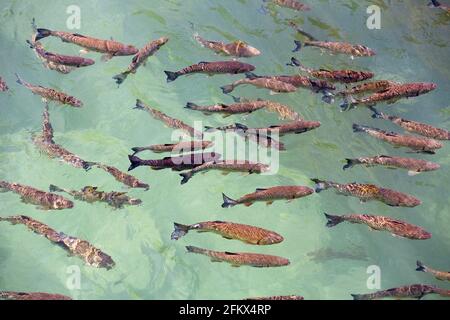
left=194, top=34, right=261, bottom=57
left=0, top=180, right=73, bottom=210
left=245, top=295, right=304, bottom=300
left=338, top=80, right=396, bottom=96
left=237, top=120, right=321, bottom=136
left=351, top=284, right=442, bottom=300
left=307, top=247, right=368, bottom=263
left=220, top=73, right=298, bottom=94
left=272, top=0, right=310, bottom=11
left=0, top=76, right=9, bottom=91
left=0, top=291, right=72, bottom=300
left=0, top=215, right=115, bottom=269
left=171, top=221, right=283, bottom=244
left=343, top=155, right=440, bottom=174
left=271, top=74, right=336, bottom=92
left=243, top=131, right=286, bottom=151
left=222, top=185, right=314, bottom=207
left=95, top=163, right=149, bottom=190
left=416, top=261, right=450, bottom=281
left=134, top=99, right=203, bottom=138
left=352, top=124, right=443, bottom=153
left=113, top=36, right=169, bottom=85
left=312, top=178, right=421, bottom=207
left=324, top=213, right=431, bottom=240
left=164, top=61, right=255, bottom=82
left=132, top=140, right=213, bottom=155
left=128, top=152, right=221, bottom=171
left=185, top=246, right=290, bottom=267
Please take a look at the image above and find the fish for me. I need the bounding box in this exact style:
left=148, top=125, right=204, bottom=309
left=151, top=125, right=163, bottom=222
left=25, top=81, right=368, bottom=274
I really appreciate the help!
left=416, top=261, right=450, bottom=281
left=49, top=184, right=142, bottom=209
left=343, top=155, right=440, bottom=175
left=179, top=160, right=270, bottom=184
left=337, top=80, right=397, bottom=97
left=351, top=284, right=449, bottom=300
left=194, top=33, right=261, bottom=57
left=35, top=27, right=138, bottom=61
left=185, top=246, right=290, bottom=267
left=341, top=82, right=437, bottom=110
left=222, top=185, right=314, bottom=207
left=220, top=72, right=298, bottom=94
left=307, top=247, right=369, bottom=263
left=0, top=215, right=115, bottom=269
left=171, top=220, right=283, bottom=244
left=370, top=107, right=450, bottom=140
left=270, top=0, right=310, bottom=11
left=113, top=36, right=169, bottom=85
left=15, top=74, right=82, bottom=107
left=242, top=131, right=287, bottom=151
left=287, top=57, right=374, bottom=83
left=128, top=152, right=221, bottom=171
left=352, top=124, right=443, bottom=154
left=245, top=295, right=304, bottom=300
left=132, top=140, right=213, bottom=155
left=291, top=24, right=376, bottom=58
left=270, top=74, right=336, bottom=93
left=236, top=120, right=321, bottom=136
left=428, top=0, right=450, bottom=12
left=0, top=291, right=72, bottom=300
left=134, top=99, right=203, bottom=138
left=164, top=60, right=255, bottom=82
left=0, top=76, right=9, bottom=91
left=0, top=180, right=73, bottom=210
left=312, top=178, right=421, bottom=207
left=324, top=213, right=431, bottom=240
left=95, top=163, right=149, bottom=190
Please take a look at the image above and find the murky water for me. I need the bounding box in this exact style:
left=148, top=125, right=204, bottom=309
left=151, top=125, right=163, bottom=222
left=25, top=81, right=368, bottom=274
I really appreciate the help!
left=0, top=0, right=449, bottom=300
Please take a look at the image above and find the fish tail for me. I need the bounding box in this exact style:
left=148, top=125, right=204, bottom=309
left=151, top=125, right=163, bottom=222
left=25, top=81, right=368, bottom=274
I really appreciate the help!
left=0, top=180, right=9, bottom=189
left=15, top=73, right=26, bottom=86
left=369, top=106, right=384, bottom=119
left=128, top=154, right=142, bottom=171
left=185, top=102, right=199, bottom=109
left=235, top=123, right=249, bottom=131
left=164, top=70, right=179, bottom=82
left=324, top=213, right=345, bottom=228
left=428, top=0, right=441, bottom=7
left=352, top=123, right=370, bottom=133
left=204, top=126, right=216, bottom=132
left=83, top=161, right=96, bottom=171
left=133, top=99, right=145, bottom=110
left=179, top=172, right=193, bottom=185
left=35, top=28, right=52, bottom=41
left=293, top=40, right=303, bottom=52
left=321, top=91, right=335, bottom=104
left=416, top=260, right=428, bottom=272
left=220, top=84, right=234, bottom=94
left=171, top=222, right=191, bottom=240
left=339, top=94, right=356, bottom=111
left=112, top=72, right=129, bottom=85
left=49, top=184, right=64, bottom=193
left=25, top=39, right=35, bottom=49
left=185, top=245, right=205, bottom=254
left=350, top=294, right=366, bottom=300
left=311, top=178, right=330, bottom=193
left=287, top=56, right=302, bottom=67
left=245, top=72, right=259, bottom=80
left=343, top=158, right=360, bottom=170
left=131, top=146, right=149, bottom=155
left=221, top=193, right=238, bottom=208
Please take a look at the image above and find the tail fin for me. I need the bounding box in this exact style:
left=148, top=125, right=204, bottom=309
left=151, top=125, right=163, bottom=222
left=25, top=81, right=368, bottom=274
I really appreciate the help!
left=352, top=124, right=369, bottom=133
left=133, top=99, right=145, bottom=110
left=321, top=91, right=335, bottom=104
left=185, top=102, right=199, bottom=109
left=416, top=260, right=427, bottom=272
left=324, top=213, right=344, bottom=228
left=339, top=95, right=356, bottom=111
left=185, top=245, right=205, bottom=254
left=25, top=39, right=35, bottom=49
left=245, top=72, right=259, bottom=80
left=204, top=126, right=217, bottom=132
left=49, top=184, right=64, bottom=193
left=369, top=106, right=384, bottom=119
left=428, top=0, right=441, bottom=7
left=311, top=178, right=329, bottom=193
left=221, top=193, right=238, bottom=208
left=131, top=146, right=149, bottom=155
left=171, top=223, right=191, bottom=240
left=230, top=94, right=241, bottom=103
left=179, top=172, right=193, bottom=185
left=287, top=57, right=302, bottom=68
left=292, top=40, right=302, bottom=52
left=112, top=72, right=129, bottom=86
left=220, top=84, right=234, bottom=94
left=164, top=70, right=179, bottom=82
left=35, top=28, right=52, bottom=41
left=83, top=161, right=97, bottom=171
left=293, top=28, right=317, bottom=41
left=350, top=294, right=366, bottom=300
left=15, top=73, right=26, bottom=86
left=343, top=158, right=360, bottom=170
left=128, top=154, right=142, bottom=171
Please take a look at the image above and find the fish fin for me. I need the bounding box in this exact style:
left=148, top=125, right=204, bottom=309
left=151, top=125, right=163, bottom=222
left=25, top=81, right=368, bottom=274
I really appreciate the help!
left=428, top=0, right=441, bottom=8
left=101, top=54, right=113, bottom=62
left=222, top=235, right=233, bottom=240
left=164, top=70, right=179, bottom=82
left=416, top=261, right=427, bottom=272
left=352, top=124, right=368, bottom=133
left=255, top=188, right=267, bottom=192
left=343, top=158, right=360, bottom=170
left=266, top=201, right=274, bottom=205
left=220, top=84, right=234, bottom=94
left=221, top=193, right=238, bottom=208
left=269, top=90, right=279, bottom=95
left=230, top=264, right=241, bottom=267
left=198, top=61, right=210, bottom=65
left=324, top=213, right=344, bottom=228
left=171, top=222, right=190, bottom=240
left=179, top=172, right=193, bottom=184
left=221, top=172, right=230, bottom=175
left=311, top=178, right=328, bottom=193
left=245, top=72, right=259, bottom=80
left=408, top=170, right=420, bottom=176
left=35, top=28, right=52, bottom=41
left=185, top=102, right=199, bottom=109
left=350, top=294, right=365, bottom=300
left=210, top=258, right=223, bottom=263
left=49, top=184, right=64, bottom=193
left=79, top=49, right=89, bottom=55
left=15, top=73, right=26, bottom=86
left=369, top=106, right=384, bottom=119
left=185, top=245, right=204, bottom=254
left=112, top=72, right=129, bottom=85
left=72, top=33, right=87, bottom=38
left=127, top=154, right=142, bottom=171
left=244, top=202, right=253, bottom=207
left=293, top=40, right=302, bottom=52
left=219, top=103, right=230, bottom=109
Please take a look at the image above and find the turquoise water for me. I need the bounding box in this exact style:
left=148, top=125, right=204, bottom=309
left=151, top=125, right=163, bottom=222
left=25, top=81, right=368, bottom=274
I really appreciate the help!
left=0, top=0, right=449, bottom=300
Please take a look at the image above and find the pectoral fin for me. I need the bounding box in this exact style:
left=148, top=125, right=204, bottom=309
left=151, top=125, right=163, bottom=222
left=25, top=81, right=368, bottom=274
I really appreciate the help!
left=101, top=54, right=113, bottom=62
left=266, top=201, right=274, bottom=205
left=408, top=170, right=420, bottom=176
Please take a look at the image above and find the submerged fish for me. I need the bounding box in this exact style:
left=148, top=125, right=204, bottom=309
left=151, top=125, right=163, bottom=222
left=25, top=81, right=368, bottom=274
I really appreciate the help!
left=132, top=140, right=213, bottom=155
left=236, top=120, right=321, bottom=136
left=113, top=36, right=169, bottom=85
left=245, top=295, right=304, bottom=300
left=312, top=178, right=421, bottom=207
left=370, top=107, right=450, bottom=140
left=134, top=99, right=203, bottom=138
left=185, top=245, right=290, bottom=267
left=128, top=152, right=221, bottom=171
left=343, top=155, right=440, bottom=175
left=222, top=185, right=314, bottom=207
left=429, top=0, right=450, bottom=12
left=0, top=291, right=72, bottom=300
left=307, top=247, right=369, bottom=263
left=35, top=27, right=138, bottom=60
left=49, top=185, right=141, bottom=209
left=270, top=0, right=310, bottom=11
left=0, top=215, right=115, bottom=269
left=0, top=76, right=9, bottom=91
left=0, top=180, right=73, bottom=210
left=270, top=74, right=336, bottom=93
left=95, top=163, right=149, bottom=190
left=164, top=60, right=255, bottom=82
left=242, top=131, right=287, bottom=151
left=337, top=80, right=397, bottom=97
left=416, top=261, right=450, bottom=281
left=220, top=72, right=298, bottom=94
left=324, top=213, right=431, bottom=240
left=352, top=124, right=443, bottom=154
left=171, top=220, right=283, bottom=244
left=194, top=33, right=261, bottom=57
left=179, top=160, right=270, bottom=184
left=351, top=284, right=448, bottom=300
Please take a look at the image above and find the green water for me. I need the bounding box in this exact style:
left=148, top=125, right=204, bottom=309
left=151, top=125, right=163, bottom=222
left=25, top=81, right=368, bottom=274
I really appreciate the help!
left=0, top=0, right=449, bottom=300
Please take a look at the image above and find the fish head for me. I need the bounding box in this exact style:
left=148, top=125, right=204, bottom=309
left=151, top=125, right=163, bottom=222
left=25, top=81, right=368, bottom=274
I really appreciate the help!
left=133, top=181, right=150, bottom=190
left=428, top=139, right=443, bottom=150
left=260, top=233, right=284, bottom=245
left=68, top=97, right=83, bottom=108
left=54, top=198, right=74, bottom=209
left=418, top=230, right=432, bottom=240
left=238, top=63, right=256, bottom=73
left=419, top=82, right=437, bottom=93
left=403, top=195, right=422, bottom=207
left=96, top=252, right=115, bottom=270
left=238, top=43, right=261, bottom=57
left=157, top=37, right=169, bottom=46
left=82, top=58, right=95, bottom=66
left=117, top=45, right=139, bottom=56
left=81, top=186, right=98, bottom=195
left=128, top=198, right=142, bottom=205
left=423, top=162, right=440, bottom=172
left=354, top=45, right=376, bottom=56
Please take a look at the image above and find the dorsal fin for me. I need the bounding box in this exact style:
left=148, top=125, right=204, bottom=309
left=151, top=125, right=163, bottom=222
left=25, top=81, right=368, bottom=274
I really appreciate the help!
left=255, top=188, right=267, bottom=192
left=73, top=33, right=87, bottom=38
left=219, top=104, right=230, bottom=108
left=212, top=220, right=225, bottom=223
left=224, top=251, right=239, bottom=255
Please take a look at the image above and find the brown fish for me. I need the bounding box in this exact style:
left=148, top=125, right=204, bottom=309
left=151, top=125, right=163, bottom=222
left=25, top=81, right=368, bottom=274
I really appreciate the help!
left=16, top=74, right=82, bottom=107
left=370, top=107, right=450, bottom=140
left=134, top=99, right=203, bottom=138
left=194, top=33, right=261, bottom=57
left=222, top=185, right=314, bottom=207
left=242, top=131, right=287, bottom=151
left=0, top=215, right=115, bottom=269
left=35, top=27, right=138, bottom=60
left=185, top=246, right=290, bottom=267
left=429, top=0, right=450, bottom=13
left=95, top=163, right=149, bottom=190
left=49, top=184, right=141, bottom=209
left=312, top=178, right=421, bottom=207
left=343, top=155, right=440, bottom=175
left=113, top=36, right=169, bottom=85
left=0, top=76, right=9, bottom=92
left=245, top=295, right=304, bottom=300
left=179, top=160, right=270, bottom=184
left=324, top=213, right=431, bottom=240
left=0, top=180, right=73, bottom=210
left=352, top=124, right=443, bottom=154
left=337, top=80, right=397, bottom=96
left=0, top=291, right=72, bottom=300
left=164, top=60, right=255, bottom=82
left=220, top=73, right=298, bottom=94
left=416, top=261, right=450, bottom=281
left=171, top=220, right=283, bottom=244
left=351, top=284, right=446, bottom=300
left=236, top=120, right=321, bottom=136
left=307, top=246, right=369, bottom=263
left=271, top=0, right=310, bottom=11
left=128, top=152, right=221, bottom=171
left=132, top=140, right=213, bottom=155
